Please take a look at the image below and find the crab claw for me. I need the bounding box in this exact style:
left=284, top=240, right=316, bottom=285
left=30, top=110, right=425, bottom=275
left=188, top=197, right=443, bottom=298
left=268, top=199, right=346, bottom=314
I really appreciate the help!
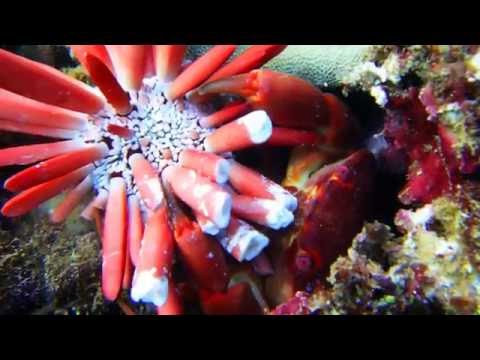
left=190, top=69, right=329, bottom=130
left=266, top=150, right=376, bottom=305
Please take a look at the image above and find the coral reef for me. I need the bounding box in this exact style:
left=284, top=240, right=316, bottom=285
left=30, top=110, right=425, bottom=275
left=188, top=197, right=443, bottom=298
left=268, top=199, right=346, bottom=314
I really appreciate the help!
left=1, top=45, right=479, bottom=315
left=188, top=45, right=371, bottom=88
left=0, top=208, right=112, bottom=314
left=272, top=181, right=480, bottom=315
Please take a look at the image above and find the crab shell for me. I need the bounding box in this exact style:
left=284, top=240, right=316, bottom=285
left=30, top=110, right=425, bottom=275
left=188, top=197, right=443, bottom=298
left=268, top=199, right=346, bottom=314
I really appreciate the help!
left=266, top=149, right=376, bottom=306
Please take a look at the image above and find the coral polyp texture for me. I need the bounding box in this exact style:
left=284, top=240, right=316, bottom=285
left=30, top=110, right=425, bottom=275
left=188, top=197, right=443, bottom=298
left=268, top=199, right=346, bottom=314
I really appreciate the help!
left=0, top=45, right=362, bottom=314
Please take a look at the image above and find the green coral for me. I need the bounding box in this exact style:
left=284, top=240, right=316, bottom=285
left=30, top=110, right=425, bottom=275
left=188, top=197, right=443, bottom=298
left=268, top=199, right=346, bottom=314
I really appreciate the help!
left=187, top=45, right=371, bottom=88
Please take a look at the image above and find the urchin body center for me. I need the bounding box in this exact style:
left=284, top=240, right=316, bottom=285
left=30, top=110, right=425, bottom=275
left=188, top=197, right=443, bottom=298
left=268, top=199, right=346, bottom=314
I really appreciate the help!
left=84, top=77, right=214, bottom=198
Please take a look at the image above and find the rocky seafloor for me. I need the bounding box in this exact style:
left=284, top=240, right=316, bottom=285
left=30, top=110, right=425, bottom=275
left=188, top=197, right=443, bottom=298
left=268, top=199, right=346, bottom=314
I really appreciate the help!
left=0, top=45, right=479, bottom=315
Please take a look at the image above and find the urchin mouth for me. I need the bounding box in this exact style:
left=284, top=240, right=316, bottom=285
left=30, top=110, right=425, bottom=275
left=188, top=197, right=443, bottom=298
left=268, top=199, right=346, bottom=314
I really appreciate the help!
left=85, top=76, right=215, bottom=202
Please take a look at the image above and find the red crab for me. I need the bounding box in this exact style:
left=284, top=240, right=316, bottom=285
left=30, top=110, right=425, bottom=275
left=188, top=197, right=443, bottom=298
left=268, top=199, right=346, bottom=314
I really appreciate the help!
left=265, top=149, right=376, bottom=306
left=0, top=45, right=361, bottom=314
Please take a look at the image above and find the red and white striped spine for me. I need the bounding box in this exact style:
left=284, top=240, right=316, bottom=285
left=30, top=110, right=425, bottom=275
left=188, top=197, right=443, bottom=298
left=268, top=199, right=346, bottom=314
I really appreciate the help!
left=163, top=165, right=232, bottom=229
left=178, top=149, right=231, bottom=184
left=228, top=160, right=297, bottom=212
left=217, top=216, right=269, bottom=262
left=232, top=194, right=294, bottom=230
left=204, top=110, right=272, bottom=153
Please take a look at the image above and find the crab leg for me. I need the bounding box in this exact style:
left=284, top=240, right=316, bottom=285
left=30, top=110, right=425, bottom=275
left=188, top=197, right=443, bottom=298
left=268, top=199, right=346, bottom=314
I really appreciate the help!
left=217, top=216, right=269, bottom=262
left=191, top=69, right=329, bottom=130
left=0, top=119, right=78, bottom=139
left=251, top=253, right=274, bottom=276
left=129, top=153, right=164, bottom=211
left=156, top=280, right=184, bottom=315
left=0, top=48, right=104, bottom=114
left=166, top=183, right=229, bottom=292
left=266, top=128, right=323, bottom=147
left=70, top=45, right=114, bottom=73
left=153, top=45, right=187, bottom=82
left=204, top=110, right=272, bottom=153
left=199, top=100, right=251, bottom=128
left=0, top=88, right=89, bottom=130
left=130, top=205, right=174, bottom=307
left=50, top=175, right=93, bottom=223
left=127, top=195, right=144, bottom=267
left=102, top=177, right=128, bottom=301
left=207, top=45, right=287, bottom=83
left=228, top=160, right=297, bottom=212
left=105, top=45, right=149, bottom=92
left=167, top=45, right=236, bottom=100
left=83, top=53, right=132, bottom=115
left=232, top=194, right=294, bottom=230
left=163, top=165, right=232, bottom=228
left=178, top=149, right=231, bottom=184
left=0, top=139, right=86, bottom=167
left=4, top=143, right=108, bottom=192
left=81, top=189, right=109, bottom=220
left=1, top=164, right=94, bottom=217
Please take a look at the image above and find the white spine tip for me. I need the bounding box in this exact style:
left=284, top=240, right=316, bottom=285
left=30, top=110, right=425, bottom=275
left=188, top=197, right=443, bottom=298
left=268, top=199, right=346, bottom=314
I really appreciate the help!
left=266, top=205, right=295, bottom=230
left=241, top=232, right=270, bottom=261
left=215, top=159, right=231, bottom=184
left=131, top=269, right=169, bottom=307
left=199, top=220, right=221, bottom=236
left=213, top=192, right=232, bottom=229
left=238, top=110, right=272, bottom=144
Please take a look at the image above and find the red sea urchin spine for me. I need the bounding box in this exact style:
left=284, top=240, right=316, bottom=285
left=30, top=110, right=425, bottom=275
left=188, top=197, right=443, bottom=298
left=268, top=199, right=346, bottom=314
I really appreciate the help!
left=105, top=45, right=148, bottom=92
left=0, top=139, right=86, bottom=167
left=204, top=110, right=273, bottom=153
left=1, top=164, right=94, bottom=217
left=228, top=160, right=298, bottom=212
left=70, top=45, right=114, bottom=73
left=129, top=153, right=165, bottom=211
left=81, top=189, right=108, bottom=220
left=153, top=45, right=188, bottom=82
left=178, top=149, right=231, bottom=184
left=0, top=119, right=79, bottom=139
left=4, top=143, right=108, bottom=192
left=195, top=211, right=221, bottom=235
left=0, top=48, right=104, bottom=114
left=0, top=88, right=89, bottom=130
left=130, top=205, right=174, bottom=307
left=217, top=216, right=269, bottom=262
left=163, top=165, right=232, bottom=229
left=167, top=45, right=237, bottom=100
left=156, top=281, right=184, bottom=315
left=168, top=193, right=230, bottom=293
left=122, top=243, right=134, bottom=290
left=83, top=53, right=132, bottom=115
left=231, top=194, right=294, bottom=230
left=127, top=195, right=144, bottom=267
left=50, top=175, right=93, bottom=223
left=206, top=45, right=287, bottom=83
left=102, top=177, right=128, bottom=302
left=199, top=100, right=251, bottom=128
